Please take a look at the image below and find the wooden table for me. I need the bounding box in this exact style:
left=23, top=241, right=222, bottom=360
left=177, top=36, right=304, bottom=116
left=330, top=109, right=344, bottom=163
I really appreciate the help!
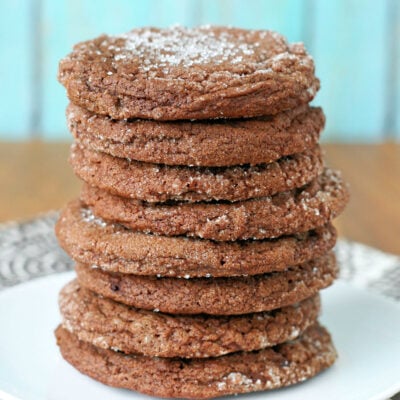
left=0, top=141, right=399, bottom=255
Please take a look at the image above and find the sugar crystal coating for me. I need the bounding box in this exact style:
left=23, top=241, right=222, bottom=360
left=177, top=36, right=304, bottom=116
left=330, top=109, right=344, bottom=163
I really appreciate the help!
left=114, top=26, right=283, bottom=72
left=56, top=199, right=338, bottom=278
left=58, top=26, right=319, bottom=120
left=55, top=23, right=345, bottom=399
left=55, top=323, right=337, bottom=399
left=80, top=168, right=349, bottom=241
left=59, top=280, right=321, bottom=358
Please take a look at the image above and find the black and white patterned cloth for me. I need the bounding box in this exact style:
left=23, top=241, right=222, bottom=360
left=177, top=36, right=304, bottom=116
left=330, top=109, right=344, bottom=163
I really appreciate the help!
left=1, top=213, right=399, bottom=299
left=0, top=213, right=399, bottom=400
left=0, top=212, right=73, bottom=290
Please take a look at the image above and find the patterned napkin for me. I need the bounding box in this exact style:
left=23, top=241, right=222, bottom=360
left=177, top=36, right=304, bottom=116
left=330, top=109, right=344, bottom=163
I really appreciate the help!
left=0, top=213, right=399, bottom=399
left=0, top=212, right=73, bottom=290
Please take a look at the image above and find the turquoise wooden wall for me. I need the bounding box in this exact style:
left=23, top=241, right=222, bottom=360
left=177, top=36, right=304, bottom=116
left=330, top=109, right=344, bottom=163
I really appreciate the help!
left=0, top=0, right=399, bottom=141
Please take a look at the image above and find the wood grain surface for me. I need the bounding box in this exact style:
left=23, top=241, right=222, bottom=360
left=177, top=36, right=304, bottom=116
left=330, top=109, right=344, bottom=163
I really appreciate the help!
left=0, top=141, right=399, bottom=254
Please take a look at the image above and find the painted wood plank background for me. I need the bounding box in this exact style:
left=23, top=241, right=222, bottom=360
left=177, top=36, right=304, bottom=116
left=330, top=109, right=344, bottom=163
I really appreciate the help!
left=0, top=0, right=32, bottom=139
left=0, top=0, right=399, bottom=142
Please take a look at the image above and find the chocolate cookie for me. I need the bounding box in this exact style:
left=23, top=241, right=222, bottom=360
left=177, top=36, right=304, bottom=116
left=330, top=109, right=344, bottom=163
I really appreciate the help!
left=81, top=168, right=348, bottom=241
left=70, top=143, right=324, bottom=202
left=60, top=280, right=320, bottom=358
left=75, top=253, right=337, bottom=315
left=58, top=26, right=319, bottom=121
left=55, top=323, right=336, bottom=399
left=56, top=200, right=337, bottom=277
left=68, top=103, right=324, bottom=167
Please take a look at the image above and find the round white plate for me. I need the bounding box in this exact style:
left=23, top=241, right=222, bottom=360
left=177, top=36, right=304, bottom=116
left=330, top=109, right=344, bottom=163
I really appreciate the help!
left=0, top=272, right=399, bottom=400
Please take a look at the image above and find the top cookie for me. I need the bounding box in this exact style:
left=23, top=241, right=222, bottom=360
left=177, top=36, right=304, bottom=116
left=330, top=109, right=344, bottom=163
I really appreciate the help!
left=58, top=26, right=319, bottom=120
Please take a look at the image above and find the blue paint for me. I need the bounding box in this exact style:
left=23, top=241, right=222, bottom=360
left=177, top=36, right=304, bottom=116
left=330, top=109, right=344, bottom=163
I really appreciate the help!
left=313, top=0, right=388, bottom=142
left=391, top=0, right=400, bottom=139
left=0, top=0, right=32, bottom=139
left=0, top=0, right=398, bottom=141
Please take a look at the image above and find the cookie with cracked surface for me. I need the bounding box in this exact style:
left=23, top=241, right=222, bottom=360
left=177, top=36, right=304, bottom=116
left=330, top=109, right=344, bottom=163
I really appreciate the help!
left=60, top=279, right=320, bottom=358
left=55, top=323, right=336, bottom=399
left=56, top=200, right=337, bottom=277
left=75, top=253, right=337, bottom=315
left=68, top=103, right=324, bottom=167
left=70, top=143, right=324, bottom=203
left=81, top=168, right=348, bottom=241
left=58, top=26, right=319, bottom=121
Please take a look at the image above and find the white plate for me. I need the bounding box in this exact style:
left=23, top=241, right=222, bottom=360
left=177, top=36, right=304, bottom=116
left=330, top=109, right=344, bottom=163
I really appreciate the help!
left=0, top=273, right=399, bottom=400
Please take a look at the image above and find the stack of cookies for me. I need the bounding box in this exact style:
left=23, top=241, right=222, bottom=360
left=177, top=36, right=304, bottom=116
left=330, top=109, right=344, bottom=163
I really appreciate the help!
left=55, top=26, right=349, bottom=399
